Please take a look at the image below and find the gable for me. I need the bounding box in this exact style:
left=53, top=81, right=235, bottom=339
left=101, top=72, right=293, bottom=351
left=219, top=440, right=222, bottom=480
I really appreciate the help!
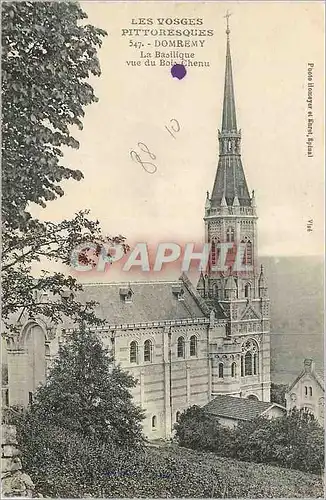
left=287, top=369, right=325, bottom=393
left=240, top=305, right=261, bottom=320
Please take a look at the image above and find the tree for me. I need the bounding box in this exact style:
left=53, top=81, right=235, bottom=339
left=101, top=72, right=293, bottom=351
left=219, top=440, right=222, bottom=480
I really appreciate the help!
left=2, top=1, right=107, bottom=227
left=23, top=326, right=146, bottom=448
left=270, top=382, right=287, bottom=406
left=174, top=405, right=231, bottom=453
left=2, top=2, right=127, bottom=331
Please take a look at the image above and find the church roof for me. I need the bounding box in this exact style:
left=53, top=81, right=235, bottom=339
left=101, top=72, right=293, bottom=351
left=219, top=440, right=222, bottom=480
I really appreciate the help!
left=63, top=275, right=220, bottom=327
left=205, top=395, right=286, bottom=422
left=222, top=29, right=237, bottom=132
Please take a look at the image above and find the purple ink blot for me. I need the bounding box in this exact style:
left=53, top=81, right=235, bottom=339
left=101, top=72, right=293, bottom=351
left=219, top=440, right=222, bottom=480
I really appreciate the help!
left=171, top=64, right=186, bottom=80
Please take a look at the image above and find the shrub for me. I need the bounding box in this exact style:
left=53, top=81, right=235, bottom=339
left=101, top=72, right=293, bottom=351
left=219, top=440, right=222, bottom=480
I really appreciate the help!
left=173, top=405, right=324, bottom=475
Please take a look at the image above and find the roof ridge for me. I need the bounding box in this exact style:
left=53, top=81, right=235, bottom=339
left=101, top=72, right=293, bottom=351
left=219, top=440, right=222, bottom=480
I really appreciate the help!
left=80, top=280, right=182, bottom=286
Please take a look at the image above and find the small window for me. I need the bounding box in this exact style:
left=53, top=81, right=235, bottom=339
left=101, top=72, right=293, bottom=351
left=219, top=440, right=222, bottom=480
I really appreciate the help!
left=176, top=411, right=181, bottom=422
left=253, top=353, right=258, bottom=375
left=151, top=415, right=157, bottom=429
left=211, top=240, right=216, bottom=267
left=226, top=227, right=235, bottom=243
left=218, top=362, right=224, bottom=378
left=309, top=387, right=313, bottom=397
left=305, top=386, right=308, bottom=396
left=130, top=341, right=138, bottom=364
left=241, top=356, right=244, bottom=377
left=3, top=389, right=9, bottom=407
left=177, top=337, right=185, bottom=358
left=144, top=339, right=153, bottom=362
left=28, top=392, right=33, bottom=405
left=190, top=335, right=197, bottom=357
left=244, top=283, right=251, bottom=299
left=231, top=362, right=236, bottom=378
left=242, top=240, right=253, bottom=266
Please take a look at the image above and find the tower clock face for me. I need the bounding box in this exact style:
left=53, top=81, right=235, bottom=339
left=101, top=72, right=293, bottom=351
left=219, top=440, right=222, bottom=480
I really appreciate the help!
left=290, top=393, right=297, bottom=402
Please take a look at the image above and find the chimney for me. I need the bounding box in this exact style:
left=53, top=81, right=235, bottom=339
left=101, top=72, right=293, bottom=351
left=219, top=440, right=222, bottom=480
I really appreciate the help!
left=303, top=358, right=314, bottom=373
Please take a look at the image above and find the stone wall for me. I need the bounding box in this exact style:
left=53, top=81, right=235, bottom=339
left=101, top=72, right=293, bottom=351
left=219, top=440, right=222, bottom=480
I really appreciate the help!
left=1, top=423, right=37, bottom=497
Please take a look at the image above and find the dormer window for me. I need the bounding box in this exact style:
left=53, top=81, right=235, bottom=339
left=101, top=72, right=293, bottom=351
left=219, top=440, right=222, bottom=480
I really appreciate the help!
left=172, top=284, right=184, bottom=301
left=119, top=287, right=133, bottom=303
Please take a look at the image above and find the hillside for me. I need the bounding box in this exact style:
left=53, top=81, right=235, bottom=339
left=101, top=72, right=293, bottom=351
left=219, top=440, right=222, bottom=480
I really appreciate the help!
left=260, top=255, right=324, bottom=382
left=261, top=255, right=323, bottom=335
left=118, top=444, right=324, bottom=498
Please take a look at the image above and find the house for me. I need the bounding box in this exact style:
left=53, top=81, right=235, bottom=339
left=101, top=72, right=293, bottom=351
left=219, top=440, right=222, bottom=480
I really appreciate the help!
left=285, top=358, right=324, bottom=425
left=204, top=394, right=286, bottom=428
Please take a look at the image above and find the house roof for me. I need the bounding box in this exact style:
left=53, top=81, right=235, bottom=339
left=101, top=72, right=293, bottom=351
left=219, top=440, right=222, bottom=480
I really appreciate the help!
left=204, top=395, right=285, bottom=422
left=287, top=363, right=325, bottom=393
left=62, top=275, right=223, bottom=328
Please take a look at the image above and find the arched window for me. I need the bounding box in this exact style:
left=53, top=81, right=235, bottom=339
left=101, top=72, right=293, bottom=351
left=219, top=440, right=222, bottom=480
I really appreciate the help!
left=244, top=351, right=252, bottom=376
left=226, top=227, right=235, bottom=243
left=305, top=386, right=308, bottom=396
left=244, top=283, right=251, bottom=299
left=177, top=337, right=185, bottom=358
left=253, top=353, right=258, bottom=375
left=309, top=387, right=313, bottom=397
left=190, top=335, right=197, bottom=357
left=151, top=415, right=157, bottom=429
left=241, top=356, right=244, bottom=377
left=231, top=362, right=236, bottom=378
left=176, top=411, right=181, bottom=423
left=218, top=362, right=224, bottom=378
left=242, top=240, right=253, bottom=266
left=130, top=341, right=138, bottom=364
left=211, top=239, right=216, bottom=267
left=144, top=339, right=153, bottom=362
left=247, top=394, right=259, bottom=401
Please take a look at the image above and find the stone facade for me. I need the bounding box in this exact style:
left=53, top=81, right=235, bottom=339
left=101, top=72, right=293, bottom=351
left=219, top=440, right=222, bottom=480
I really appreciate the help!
left=1, top=422, right=37, bottom=497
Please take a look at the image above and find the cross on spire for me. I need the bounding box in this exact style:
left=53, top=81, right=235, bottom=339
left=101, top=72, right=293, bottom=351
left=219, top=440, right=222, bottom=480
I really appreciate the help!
left=224, top=10, right=232, bottom=36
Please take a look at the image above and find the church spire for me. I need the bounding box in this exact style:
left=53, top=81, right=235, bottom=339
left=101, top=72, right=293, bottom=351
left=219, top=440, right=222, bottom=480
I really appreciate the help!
left=209, top=14, right=251, bottom=209
left=222, top=11, right=237, bottom=132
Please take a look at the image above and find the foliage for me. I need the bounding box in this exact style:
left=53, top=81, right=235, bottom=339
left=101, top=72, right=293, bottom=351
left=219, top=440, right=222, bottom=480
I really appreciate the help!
left=2, top=209, right=128, bottom=332
left=1, top=1, right=128, bottom=331
left=14, top=421, right=323, bottom=498
left=270, top=382, right=287, bottom=406
left=22, top=326, right=145, bottom=448
left=174, top=405, right=324, bottom=475
left=2, top=1, right=106, bottom=227
left=174, top=405, right=233, bottom=456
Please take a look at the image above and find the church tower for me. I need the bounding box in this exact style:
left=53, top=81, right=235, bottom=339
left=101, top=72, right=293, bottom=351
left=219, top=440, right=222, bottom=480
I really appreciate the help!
left=198, top=15, right=271, bottom=402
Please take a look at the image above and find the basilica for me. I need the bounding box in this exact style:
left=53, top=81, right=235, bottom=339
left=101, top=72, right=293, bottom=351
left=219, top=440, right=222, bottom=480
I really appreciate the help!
left=3, top=24, right=271, bottom=439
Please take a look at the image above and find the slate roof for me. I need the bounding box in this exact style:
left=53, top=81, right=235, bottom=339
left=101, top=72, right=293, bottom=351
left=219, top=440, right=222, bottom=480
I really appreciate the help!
left=287, top=362, right=325, bottom=393
left=63, top=275, right=220, bottom=328
left=204, top=395, right=285, bottom=422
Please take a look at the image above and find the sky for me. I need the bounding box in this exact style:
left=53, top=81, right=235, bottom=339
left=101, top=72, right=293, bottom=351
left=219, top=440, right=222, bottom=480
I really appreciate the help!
left=31, top=1, right=324, bottom=281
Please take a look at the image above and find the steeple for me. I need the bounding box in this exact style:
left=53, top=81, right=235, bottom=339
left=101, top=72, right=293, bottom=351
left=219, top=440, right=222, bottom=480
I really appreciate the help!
left=210, top=15, right=251, bottom=209
left=222, top=13, right=237, bottom=132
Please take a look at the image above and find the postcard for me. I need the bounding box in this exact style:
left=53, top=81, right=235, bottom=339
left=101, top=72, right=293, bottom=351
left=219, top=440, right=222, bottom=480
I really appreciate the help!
left=1, top=1, right=324, bottom=498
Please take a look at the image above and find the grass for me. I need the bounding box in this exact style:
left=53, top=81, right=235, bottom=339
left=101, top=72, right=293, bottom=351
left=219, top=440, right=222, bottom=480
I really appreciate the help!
left=145, top=444, right=324, bottom=498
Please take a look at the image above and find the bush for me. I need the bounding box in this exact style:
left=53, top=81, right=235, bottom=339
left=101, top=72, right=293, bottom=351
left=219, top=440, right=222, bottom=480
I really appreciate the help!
left=174, top=405, right=324, bottom=475
left=15, top=414, right=224, bottom=498
left=174, top=405, right=235, bottom=457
